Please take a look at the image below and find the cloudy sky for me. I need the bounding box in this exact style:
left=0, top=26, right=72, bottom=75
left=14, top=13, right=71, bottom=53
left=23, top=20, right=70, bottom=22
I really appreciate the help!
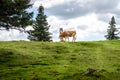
left=0, top=0, right=120, bottom=41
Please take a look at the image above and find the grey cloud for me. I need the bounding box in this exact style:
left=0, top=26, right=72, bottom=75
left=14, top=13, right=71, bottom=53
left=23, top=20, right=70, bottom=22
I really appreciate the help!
left=46, top=0, right=119, bottom=19
left=88, top=0, right=118, bottom=13
left=97, top=13, right=111, bottom=23
left=46, top=1, right=90, bottom=19
left=97, top=12, right=120, bottom=25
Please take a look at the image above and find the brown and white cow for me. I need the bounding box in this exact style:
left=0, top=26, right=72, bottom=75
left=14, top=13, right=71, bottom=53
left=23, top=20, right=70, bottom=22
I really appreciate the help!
left=59, top=28, right=76, bottom=42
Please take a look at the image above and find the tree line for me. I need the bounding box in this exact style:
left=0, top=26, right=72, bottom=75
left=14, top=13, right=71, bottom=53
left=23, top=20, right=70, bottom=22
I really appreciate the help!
left=0, top=0, right=119, bottom=41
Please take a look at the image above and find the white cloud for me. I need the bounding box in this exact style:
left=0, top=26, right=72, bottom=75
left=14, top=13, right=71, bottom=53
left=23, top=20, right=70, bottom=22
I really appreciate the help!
left=33, top=0, right=65, bottom=8
left=0, top=30, right=28, bottom=41
left=116, top=2, right=120, bottom=10
left=48, top=13, right=108, bottom=41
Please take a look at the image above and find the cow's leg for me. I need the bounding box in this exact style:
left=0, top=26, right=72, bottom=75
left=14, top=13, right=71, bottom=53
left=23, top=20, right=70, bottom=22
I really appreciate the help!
left=72, top=33, right=76, bottom=42
left=60, top=37, right=64, bottom=42
left=72, top=37, right=74, bottom=42
left=68, top=37, right=69, bottom=42
left=72, top=36, right=76, bottom=42
left=64, top=37, right=67, bottom=42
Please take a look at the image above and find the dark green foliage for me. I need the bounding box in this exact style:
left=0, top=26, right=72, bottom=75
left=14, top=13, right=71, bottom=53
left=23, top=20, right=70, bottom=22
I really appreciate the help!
left=105, top=16, right=120, bottom=40
left=28, top=5, right=52, bottom=41
left=0, top=0, right=33, bottom=30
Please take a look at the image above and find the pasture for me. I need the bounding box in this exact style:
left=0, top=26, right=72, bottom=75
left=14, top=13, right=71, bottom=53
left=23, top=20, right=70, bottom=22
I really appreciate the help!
left=0, top=40, right=120, bottom=80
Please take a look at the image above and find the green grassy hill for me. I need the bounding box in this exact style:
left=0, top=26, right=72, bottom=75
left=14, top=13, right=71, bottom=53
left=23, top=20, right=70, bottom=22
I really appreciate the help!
left=0, top=40, right=120, bottom=80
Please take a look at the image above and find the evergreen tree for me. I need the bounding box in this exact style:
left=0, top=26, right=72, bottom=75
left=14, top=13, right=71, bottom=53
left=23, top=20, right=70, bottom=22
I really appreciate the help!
left=28, top=5, right=52, bottom=41
left=0, top=0, right=33, bottom=31
left=105, top=16, right=120, bottom=40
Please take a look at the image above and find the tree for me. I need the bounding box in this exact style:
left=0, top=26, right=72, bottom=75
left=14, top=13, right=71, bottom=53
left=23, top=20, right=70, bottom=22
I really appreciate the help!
left=27, top=5, right=52, bottom=41
left=105, top=16, right=120, bottom=40
left=0, top=0, right=33, bottom=31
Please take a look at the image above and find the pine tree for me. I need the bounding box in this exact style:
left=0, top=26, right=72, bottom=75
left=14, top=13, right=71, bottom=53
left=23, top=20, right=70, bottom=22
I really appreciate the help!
left=28, top=5, right=52, bottom=41
left=105, top=16, right=120, bottom=40
left=0, top=0, right=33, bottom=31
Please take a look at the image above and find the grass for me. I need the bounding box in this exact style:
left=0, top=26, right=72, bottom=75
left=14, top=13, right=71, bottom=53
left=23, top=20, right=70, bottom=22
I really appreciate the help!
left=0, top=40, right=120, bottom=80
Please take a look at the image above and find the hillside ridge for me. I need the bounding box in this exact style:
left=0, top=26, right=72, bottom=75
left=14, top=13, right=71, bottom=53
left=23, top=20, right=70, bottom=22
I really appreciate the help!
left=0, top=40, right=120, bottom=80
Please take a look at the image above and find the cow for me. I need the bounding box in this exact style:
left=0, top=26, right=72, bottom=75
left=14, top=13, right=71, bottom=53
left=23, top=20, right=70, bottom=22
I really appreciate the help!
left=59, top=28, right=76, bottom=42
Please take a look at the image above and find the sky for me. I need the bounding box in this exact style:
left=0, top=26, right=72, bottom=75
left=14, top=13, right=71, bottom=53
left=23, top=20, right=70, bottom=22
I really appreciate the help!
left=0, top=0, right=120, bottom=41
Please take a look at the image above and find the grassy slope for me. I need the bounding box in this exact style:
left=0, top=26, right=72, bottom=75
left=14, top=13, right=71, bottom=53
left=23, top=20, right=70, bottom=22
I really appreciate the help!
left=0, top=40, right=120, bottom=80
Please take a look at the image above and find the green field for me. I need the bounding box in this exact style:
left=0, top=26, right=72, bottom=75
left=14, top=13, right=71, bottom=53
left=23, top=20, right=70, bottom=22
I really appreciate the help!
left=0, top=40, right=120, bottom=80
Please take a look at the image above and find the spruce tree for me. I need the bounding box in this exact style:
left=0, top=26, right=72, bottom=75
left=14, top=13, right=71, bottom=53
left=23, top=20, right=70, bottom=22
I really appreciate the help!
left=105, top=16, right=120, bottom=40
left=0, top=0, right=33, bottom=31
left=28, top=5, right=52, bottom=41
